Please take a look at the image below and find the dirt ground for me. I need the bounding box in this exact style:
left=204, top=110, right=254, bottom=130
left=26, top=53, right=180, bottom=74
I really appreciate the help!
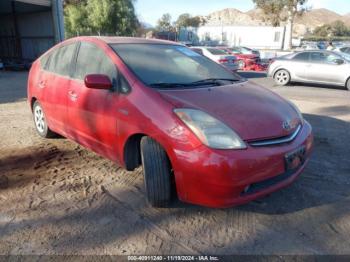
left=0, top=71, right=350, bottom=255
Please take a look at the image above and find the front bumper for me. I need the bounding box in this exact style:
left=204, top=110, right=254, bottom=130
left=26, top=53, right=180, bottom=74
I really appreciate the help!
left=172, top=121, right=313, bottom=208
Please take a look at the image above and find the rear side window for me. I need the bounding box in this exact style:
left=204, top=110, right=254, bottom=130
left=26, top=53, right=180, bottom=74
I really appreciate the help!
left=207, top=48, right=227, bottom=55
left=293, top=52, right=310, bottom=61
left=229, top=47, right=241, bottom=53
left=74, top=42, right=117, bottom=84
left=40, top=54, right=50, bottom=70
left=47, top=43, right=76, bottom=77
left=191, top=48, right=203, bottom=55
left=340, top=47, right=350, bottom=53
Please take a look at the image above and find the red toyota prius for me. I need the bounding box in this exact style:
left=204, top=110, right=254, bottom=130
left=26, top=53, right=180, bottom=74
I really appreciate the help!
left=28, top=37, right=313, bottom=208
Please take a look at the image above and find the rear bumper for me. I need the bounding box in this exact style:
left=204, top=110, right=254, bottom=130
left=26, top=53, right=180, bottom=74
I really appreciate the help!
left=223, top=63, right=240, bottom=71
left=172, top=121, right=313, bottom=208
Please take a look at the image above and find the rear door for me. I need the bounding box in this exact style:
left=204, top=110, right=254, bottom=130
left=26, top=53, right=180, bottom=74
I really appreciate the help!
left=67, top=41, right=120, bottom=160
left=40, top=43, right=77, bottom=135
left=306, top=52, right=345, bottom=85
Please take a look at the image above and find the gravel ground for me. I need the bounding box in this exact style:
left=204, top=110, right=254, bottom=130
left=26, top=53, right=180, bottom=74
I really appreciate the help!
left=0, top=70, right=349, bottom=255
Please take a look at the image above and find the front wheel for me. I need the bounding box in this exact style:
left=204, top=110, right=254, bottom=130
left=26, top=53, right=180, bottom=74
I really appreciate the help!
left=274, top=69, right=290, bottom=86
left=140, top=137, right=172, bottom=207
left=32, top=101, right=57, bottom=138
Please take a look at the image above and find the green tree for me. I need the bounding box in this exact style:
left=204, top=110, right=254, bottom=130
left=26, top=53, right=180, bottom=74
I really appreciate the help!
left=64, top=0, right=139, bottom=38
left=330, top=20, right=349, bottom=37
left=313, top=21, right=350, bottom=38
left=156, top=13, right=173, bottom=31
left=64, top=2, right=89, bottom=37
left=253, top=0, right=308, bottom=50
left=175, top=14, right=202, bottom=28
left=313, top=24, right=332, bottom=37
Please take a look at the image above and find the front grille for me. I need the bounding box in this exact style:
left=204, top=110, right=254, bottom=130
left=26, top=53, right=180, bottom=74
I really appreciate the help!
left=241, top=170, right=295, bottom=196
left=249, top=125, right=302, bottom=147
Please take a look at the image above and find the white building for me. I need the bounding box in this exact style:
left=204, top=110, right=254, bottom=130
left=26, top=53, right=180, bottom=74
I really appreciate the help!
left=196, top=25, right=288, bottom=50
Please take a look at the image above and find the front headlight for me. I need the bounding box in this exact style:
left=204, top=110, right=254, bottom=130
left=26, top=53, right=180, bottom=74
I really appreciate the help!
left=174, top=109, right=247, bottom=150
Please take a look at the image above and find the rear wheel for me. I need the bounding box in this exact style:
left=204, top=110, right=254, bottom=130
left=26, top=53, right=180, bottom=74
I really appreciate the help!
left=274, top=69, right=290, bottom=86
left=346, top=78, right=350, bottom=91
left=32, top=101, right=57, bottom=138
left=140, top=137, right=172, bottom=207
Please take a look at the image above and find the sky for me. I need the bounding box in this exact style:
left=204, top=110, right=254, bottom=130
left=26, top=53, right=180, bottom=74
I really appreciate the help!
left=135, top=0, right=350, bottom=26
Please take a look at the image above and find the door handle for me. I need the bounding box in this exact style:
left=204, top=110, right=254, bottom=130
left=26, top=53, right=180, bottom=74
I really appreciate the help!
left=68, top=90, right=78, bottom=100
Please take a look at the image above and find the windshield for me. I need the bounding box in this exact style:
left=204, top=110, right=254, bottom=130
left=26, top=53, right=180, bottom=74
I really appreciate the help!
left=111, top=44, right=241, bottom=87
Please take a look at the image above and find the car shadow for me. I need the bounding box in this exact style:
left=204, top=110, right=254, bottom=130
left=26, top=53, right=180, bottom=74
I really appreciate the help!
left=290, top=81, right=348, bottom=91
left=237, top=71, right=267, bottom=79
left=0, top=71, right=28, bottom=104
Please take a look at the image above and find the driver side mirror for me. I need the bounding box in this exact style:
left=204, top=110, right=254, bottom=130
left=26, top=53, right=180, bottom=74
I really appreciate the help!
left=84, top=74, right=112, bottom=90
left=334, top=59, right=345, bottom=65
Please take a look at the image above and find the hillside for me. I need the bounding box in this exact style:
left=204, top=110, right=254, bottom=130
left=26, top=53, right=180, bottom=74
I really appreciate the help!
left=204, top=8, right=350, bottom=37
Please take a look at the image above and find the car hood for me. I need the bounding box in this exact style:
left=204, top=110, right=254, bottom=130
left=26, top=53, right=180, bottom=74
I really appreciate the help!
left=159, top=81, right=301, bottom=141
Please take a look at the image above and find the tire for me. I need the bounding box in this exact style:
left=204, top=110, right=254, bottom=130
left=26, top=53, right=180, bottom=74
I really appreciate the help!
left=346, top=78, right=350, bottom=91
left=32, top=101, right=57, bottom=138
left=140, top=137, right=172, bottom=207
left=274, top=69, right=290, bottom=86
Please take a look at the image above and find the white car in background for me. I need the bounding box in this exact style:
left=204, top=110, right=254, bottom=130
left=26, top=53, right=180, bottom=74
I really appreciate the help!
left=190, top=47, right=240, bottom=72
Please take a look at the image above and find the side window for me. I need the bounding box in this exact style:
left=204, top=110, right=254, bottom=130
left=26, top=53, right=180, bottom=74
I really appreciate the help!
left=274, top=32, right=281, bottom=42
left=74, top=42, right=117, bottom=85
left=47, top=48, right=60, bottom=73
left=191, top=48, right=203, bottom=55
left=310, top=52, right=340, bottom=64
left=230, top=47, right=240, bottom=53
left=310, top=52, right=327, bottom=63
left=55, top=44, right=77, bottom=76
left=119, top=75, right=131, bottom=94
left=293, top=52, right=310, bottom=61
left=40, top=53, right=50, bottom=70
left=47, top=44, right=76, bottom=76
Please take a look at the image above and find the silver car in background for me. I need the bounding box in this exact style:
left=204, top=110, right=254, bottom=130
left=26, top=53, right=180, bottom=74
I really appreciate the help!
left=268, top=51, right=350, bottom=90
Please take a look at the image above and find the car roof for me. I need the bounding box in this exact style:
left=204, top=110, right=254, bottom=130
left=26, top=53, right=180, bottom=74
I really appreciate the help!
left=191, top=46, right=218, bottom=49
left=68, top=36, right=182, bottom=46
left=295, top=50, right=339, bottom=55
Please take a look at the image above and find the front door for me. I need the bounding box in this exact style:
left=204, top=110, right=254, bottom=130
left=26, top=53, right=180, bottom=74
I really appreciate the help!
left=306, top=52, right=345, bottom=85
left=66, top=41, right=120, bottom=160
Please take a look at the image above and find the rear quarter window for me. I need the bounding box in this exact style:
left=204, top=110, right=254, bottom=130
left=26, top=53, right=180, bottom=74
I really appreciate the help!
left=39, top=54, right=50, bottom=70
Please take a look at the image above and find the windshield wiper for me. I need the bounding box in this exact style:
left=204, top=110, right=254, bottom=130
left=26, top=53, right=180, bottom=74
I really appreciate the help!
left=149, top=78, right=240, bottom=89
left=190, top=78, right=240, bottom=84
